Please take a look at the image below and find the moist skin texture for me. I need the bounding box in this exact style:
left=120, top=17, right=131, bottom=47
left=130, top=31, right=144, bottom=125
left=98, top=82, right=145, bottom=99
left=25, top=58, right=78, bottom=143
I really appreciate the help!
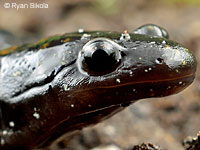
left=0, top=25, right=197, bottom=150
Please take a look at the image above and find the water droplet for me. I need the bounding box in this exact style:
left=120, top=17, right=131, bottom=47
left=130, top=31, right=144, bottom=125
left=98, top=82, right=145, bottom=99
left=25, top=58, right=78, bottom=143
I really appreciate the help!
left=120, top=30, right=131, bottom=41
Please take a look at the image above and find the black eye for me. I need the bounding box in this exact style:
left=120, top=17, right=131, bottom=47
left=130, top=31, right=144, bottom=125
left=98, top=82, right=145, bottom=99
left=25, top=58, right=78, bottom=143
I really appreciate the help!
left=81, top=38, right=122, bottom=73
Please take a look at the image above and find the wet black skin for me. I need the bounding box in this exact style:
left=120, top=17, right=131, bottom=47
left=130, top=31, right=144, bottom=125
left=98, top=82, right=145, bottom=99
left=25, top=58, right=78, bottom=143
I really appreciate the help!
left=0, top=24, right=197, bottom=149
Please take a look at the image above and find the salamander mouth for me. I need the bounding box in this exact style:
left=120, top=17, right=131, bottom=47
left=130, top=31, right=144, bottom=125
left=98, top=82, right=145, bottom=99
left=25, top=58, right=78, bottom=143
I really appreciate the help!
left=66, top=73, right=195, bottom=116
left=104, top=73, right=195, bottom=89
left=70, top=72, right=195, bottom=94
left=38, top=72, right=195, bottom=147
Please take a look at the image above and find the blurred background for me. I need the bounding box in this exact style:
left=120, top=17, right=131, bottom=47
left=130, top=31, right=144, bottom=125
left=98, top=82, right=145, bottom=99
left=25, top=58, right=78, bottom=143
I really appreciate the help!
left=0, top=0, right=200, bottom=149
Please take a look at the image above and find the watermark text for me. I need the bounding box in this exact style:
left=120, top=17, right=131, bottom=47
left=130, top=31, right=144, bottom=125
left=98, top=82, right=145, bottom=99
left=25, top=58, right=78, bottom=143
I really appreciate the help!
left=4, top=2, right=48, bottom=10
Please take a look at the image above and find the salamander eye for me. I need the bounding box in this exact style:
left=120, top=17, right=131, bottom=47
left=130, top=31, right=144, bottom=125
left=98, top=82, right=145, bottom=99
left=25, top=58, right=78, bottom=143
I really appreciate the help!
left=81, top=38, right=121, bottom=72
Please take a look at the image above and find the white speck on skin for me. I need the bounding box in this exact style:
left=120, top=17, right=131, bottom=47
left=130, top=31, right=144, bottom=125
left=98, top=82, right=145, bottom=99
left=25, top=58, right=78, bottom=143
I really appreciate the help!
left=33, top=112, right=40, bottom=119
left=61, top=61, right=67, bottom=65
left=1, top=130, right=13, bottom=136
left=13, top=71, right=21, bottom=77
left=70, top=104, right=74, bottom=108
left=2, top=130, right=7, bottom=136
left=176, top=50, right=181, bottom=56
left=93, top=46, right=98, bottom=50
left=81, top=33, right=91, bottom=40
left=182, top=60, right=186, bottom=65
left=63, top=84, right=70, bottom=91
left=165, top=45, right=171, bottom=49
left=167, top=86, right=171, bottom=89
left=129, top=71, right=133, bottom=76
left=78, top=28, right=84, bottom=33
left=9, top=121, right=15, bottom=127
left=162, top=40, right=166, bottom=44
left=150, top=41, right=156, bottom=44
left=1, top=138, right=5, bottom=146
left=116, top=78, right=120, bottom=83
left=34, top=107, right=37, bottom=111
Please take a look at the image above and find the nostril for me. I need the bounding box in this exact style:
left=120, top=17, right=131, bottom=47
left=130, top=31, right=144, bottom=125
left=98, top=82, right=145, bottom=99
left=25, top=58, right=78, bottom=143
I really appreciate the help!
left=155, top=58, right=164, bottom=64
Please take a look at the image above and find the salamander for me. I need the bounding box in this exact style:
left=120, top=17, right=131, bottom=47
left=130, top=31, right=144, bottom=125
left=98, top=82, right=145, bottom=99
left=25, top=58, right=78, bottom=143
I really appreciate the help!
left=0, top=24, right=197, bottom=149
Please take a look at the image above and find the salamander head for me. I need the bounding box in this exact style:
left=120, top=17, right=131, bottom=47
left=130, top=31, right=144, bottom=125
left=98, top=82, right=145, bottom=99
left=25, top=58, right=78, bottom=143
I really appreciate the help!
left=73, top=34, right=197, bottom=110
left=0, top=25, right=197, bottom=149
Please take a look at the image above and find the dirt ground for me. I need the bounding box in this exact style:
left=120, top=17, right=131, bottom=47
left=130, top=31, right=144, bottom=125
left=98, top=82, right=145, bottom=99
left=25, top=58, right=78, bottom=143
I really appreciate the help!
left=0, top=0, right=200, bottom=150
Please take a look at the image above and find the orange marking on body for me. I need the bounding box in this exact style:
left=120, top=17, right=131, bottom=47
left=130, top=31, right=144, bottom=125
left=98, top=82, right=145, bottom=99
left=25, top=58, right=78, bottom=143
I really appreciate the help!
left=0, top=46, right=17, bottom=55
left=62, top=38, right=70, bottom=43
left=41, top=43, right=49, bottom=49
left=37, top=37, right=48, bottom=43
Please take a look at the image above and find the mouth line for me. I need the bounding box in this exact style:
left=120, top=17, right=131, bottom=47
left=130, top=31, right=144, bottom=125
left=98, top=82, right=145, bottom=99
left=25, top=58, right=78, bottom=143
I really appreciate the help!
left=68, top=73, right=195, bottom=117
left=71, top=73, right=195, bottom=94
left=101, top=73, right=195, bottom=89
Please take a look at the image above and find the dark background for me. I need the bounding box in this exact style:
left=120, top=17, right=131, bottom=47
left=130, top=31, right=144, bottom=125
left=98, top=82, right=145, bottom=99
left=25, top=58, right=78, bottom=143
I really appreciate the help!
left=0, top=0, right=200, bottom=149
